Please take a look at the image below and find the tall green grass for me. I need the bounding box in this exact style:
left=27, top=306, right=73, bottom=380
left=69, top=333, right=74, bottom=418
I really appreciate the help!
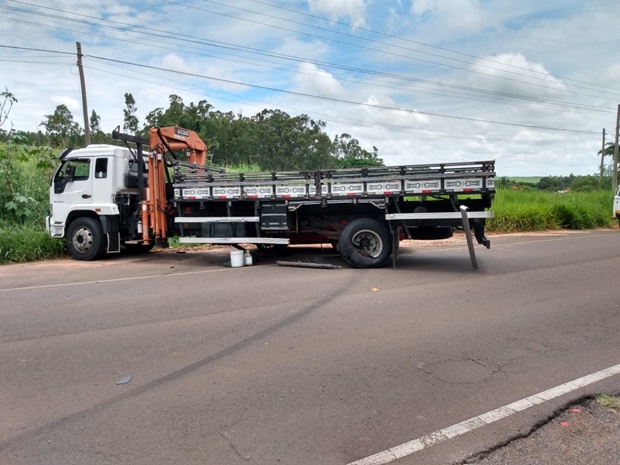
left=0, top=222, right=67, bottom=264
left=0, top=140, right=68, bottom=264
left=488, top=189, right=614, bottom=233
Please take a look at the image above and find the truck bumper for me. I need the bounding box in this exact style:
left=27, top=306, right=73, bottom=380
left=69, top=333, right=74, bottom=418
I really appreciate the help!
left=46, top=216, right=65, bottom=238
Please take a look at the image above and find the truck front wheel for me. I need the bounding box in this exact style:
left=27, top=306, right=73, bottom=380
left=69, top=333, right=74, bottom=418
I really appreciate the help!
left=66, top=217, right=106, bottom=261
left=339, top=218, right=392, bottom=268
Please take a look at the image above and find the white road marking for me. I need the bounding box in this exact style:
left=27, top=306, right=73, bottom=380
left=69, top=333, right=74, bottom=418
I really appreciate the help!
left=0, top=267, right=245, bottom=293
left=348, top=363, right=620, bottom=465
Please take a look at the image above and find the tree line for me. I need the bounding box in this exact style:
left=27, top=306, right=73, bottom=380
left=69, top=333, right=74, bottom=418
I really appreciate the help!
left=0, top=92, right=383, bottom=171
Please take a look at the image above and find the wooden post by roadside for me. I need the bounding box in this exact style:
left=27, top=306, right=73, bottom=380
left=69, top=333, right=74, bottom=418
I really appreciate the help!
left=76, top=42, right=90, bottom=146
left=613, top=104, right=620, bottom=194
left=600, top=128, right=605, bottom=189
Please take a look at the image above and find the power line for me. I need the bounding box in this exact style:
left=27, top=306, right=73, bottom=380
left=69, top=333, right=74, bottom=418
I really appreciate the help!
left=89, top=61, right=589, bottom=143
left=0, top=44, right=74, bottom=55
left=0, top=40, right=603, bottom=135
left=166, top=0, right=619, bottom=100
left=1, top=5, right=613, bottom=115
left=248, top=0, right=620, bottom=94
left=86, top=54, right=601, bottom=135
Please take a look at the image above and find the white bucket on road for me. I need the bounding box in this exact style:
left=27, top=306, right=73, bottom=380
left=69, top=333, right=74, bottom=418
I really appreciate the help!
left=230, top=250, right=244, bottom=268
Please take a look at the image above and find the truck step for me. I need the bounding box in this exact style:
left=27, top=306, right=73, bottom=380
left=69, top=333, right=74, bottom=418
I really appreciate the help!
left=386, top=211, right=494, bottom=220
left=178, top=237, right=289, bottom=245
left=174, top=216, right=259, bottom=223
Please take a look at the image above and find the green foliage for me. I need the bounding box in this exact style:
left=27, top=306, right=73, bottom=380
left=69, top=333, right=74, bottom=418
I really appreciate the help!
left=1, top=87, right=17, bottom=128
left=225, top=163, right=263, bottom=173
left=0, top=136, right=56, bottom=224
left=333, top=133, right=383, bottom=168
left=488, top=189, right=613, bottom=232
left=123, top=93, right=139, bottom=133
left=0, top=223, right=66, bottom=264
left=596, top=394, right=620, bottom=409
left=40, top=104, right=83, bottom=148
left=137, top=95, right=382, bottom=171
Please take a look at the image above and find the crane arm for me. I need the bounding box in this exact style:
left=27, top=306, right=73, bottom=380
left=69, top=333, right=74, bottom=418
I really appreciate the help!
left=144, top=127, right=209, bottom=244
left=149, top=126, right=208, bottom=165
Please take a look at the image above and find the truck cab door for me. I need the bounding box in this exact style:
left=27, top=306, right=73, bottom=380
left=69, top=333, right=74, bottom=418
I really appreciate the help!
left=51, top=158, right=93, bottom=219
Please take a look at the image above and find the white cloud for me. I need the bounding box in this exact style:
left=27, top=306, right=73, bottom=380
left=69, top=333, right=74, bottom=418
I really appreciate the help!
left=50, top=95, right=81, bottom=113
left=410, top=0, right=492, bottom=33
left=468, top=53, right=567, bottom=97
left=307, top=0, right=368, bottom=27
left=292, top=63, right=344, bottom=98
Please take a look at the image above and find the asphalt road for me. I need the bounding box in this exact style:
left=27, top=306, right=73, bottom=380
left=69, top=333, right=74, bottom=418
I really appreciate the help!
left=1, top=230, right=619, bottom=465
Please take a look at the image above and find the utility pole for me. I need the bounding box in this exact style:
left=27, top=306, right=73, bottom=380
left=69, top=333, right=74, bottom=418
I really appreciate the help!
left=600, top=128, right=605, bottom=189
left=76, top=42, right=90, bottom=146
left=614, top=104, right=620, bottom=194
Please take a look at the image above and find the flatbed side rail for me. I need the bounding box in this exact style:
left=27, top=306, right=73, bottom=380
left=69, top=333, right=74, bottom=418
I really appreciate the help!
left=172, top=160, right=496, bottom=201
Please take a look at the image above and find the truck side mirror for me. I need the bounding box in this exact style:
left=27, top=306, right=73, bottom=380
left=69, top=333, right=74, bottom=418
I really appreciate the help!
left=65, top=164, right=76, bottom=182
left=54, top=164, right=75, bottom=194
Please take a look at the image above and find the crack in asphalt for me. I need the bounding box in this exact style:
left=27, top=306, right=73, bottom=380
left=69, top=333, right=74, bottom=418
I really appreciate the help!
left=458, top=395, right=595, bottom=464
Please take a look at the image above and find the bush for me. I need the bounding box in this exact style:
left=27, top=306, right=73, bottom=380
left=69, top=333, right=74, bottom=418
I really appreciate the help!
left=0, top=223, right=66, bottom=264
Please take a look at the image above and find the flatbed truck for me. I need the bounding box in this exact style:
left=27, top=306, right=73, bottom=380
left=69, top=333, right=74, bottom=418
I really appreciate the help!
left=46, top=126, right=495, bottom=268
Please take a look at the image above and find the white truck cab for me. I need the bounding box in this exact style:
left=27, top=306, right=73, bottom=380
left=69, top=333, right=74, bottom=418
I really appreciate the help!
left=47, top=144, right=147, bottom=260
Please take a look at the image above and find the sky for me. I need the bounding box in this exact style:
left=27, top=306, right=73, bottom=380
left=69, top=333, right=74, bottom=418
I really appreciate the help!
left=1, top=0, right=619, bottom=176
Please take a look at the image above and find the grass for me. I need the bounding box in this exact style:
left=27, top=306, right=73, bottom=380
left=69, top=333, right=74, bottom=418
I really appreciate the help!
left=596, top=394, right=620, bottom=410
left=487, top=189, right=614, bottom=233
left=0, top=222, right=67, bottom=264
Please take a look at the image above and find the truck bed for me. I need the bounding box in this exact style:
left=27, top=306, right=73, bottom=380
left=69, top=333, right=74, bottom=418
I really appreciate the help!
left=172, top=160, right=495, bottom=202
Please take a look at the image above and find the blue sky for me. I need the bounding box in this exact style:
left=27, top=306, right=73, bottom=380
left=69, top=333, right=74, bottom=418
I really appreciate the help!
left=1, top=0, right=619, bottom=176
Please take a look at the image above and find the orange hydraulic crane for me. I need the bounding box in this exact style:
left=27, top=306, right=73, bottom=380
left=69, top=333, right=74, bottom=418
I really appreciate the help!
left=143, top=127, right=208, bottom=244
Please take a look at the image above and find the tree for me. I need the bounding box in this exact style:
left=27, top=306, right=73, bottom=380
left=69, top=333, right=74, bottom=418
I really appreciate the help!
left=123, top=93, right=139, bottom=133
left=333, top=133, right=383, bottom=168
left=89, top=109, right=110, bottom=144
left=251, top=110, right=336, bottom=170
left=598, top=142, right=617, bottom=158
left=1, top=87, right=17, bottom=128
left=40, top=104, right=81, bottom=147
left=89, top=110, right=101, bottom=134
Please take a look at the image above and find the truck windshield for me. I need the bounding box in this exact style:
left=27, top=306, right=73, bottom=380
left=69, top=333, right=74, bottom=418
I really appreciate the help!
left=55, top=158, right=91, bottom=182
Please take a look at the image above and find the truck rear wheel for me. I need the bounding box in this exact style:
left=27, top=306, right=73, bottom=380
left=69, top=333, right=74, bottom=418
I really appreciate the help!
left=66, top=217, right=106, bottom=261
left=339, top=218, right=392, bottom=268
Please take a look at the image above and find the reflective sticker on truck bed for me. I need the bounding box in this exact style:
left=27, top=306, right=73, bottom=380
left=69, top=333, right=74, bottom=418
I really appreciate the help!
left=366, top=182, right=401, bottom=196
left=182, top=188, right=210, bottom=199
left=212, top=187, right=241, bottom=199
left=243, top=186, right=273, bottom=199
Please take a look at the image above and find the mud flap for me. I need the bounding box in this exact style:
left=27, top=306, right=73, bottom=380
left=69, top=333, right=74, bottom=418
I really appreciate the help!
left=107, top=232, right=121, bottom=253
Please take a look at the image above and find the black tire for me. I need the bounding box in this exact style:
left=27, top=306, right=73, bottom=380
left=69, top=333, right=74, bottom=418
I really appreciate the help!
left=123, top=243, right=155, bottom=255
left=339, top=218, right=392, bottom=268
left=66, top=217, right=107, bottom=261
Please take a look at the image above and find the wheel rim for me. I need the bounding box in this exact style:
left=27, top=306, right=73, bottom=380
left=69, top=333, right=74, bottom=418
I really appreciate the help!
left=72, top=226, right=94, bottom=253
left=351, top=229, right=383, bottom=258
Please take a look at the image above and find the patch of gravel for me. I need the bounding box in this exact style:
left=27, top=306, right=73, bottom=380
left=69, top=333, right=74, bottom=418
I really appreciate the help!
left=463, top=398, right=620, bottom=465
